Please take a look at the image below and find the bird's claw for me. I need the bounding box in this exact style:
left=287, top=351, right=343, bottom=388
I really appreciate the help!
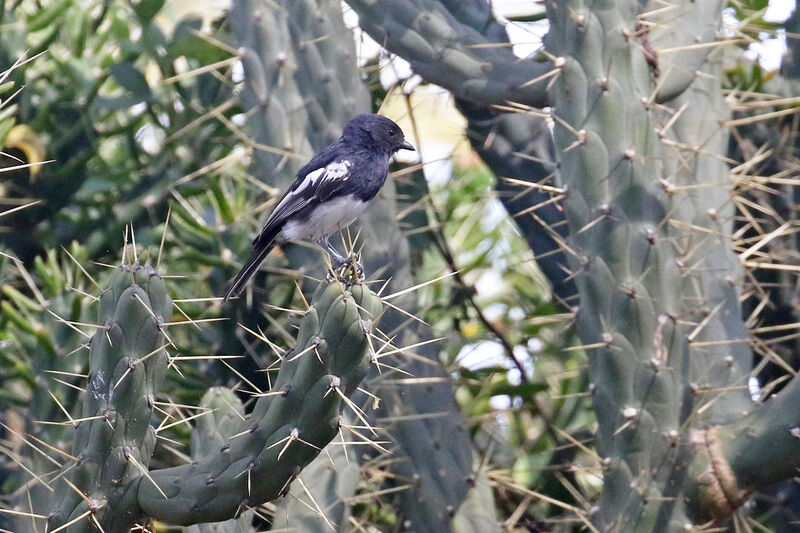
left=328, top=254, right=364, bottom=283
left=351, top=258, right=364, bottom=280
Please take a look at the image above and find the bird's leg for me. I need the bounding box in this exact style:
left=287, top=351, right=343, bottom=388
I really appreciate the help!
left=318, top=238, right=348, bottom=269
left=318, top=238, right=364, bottom=280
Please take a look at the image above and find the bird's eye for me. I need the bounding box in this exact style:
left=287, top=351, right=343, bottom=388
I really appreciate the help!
left=389, top=128, right=398, bottom=136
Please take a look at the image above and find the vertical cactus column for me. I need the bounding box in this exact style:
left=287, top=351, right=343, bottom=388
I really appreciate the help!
left=543, top=1, right=750, bottom=529
left=48, top=258, right=172, bottom=532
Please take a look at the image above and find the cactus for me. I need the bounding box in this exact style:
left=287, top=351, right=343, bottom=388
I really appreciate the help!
left=39, top=249, right=382, bottom=531
left=139, top=279, right=382, bottom=525
left=540, top=0, right=790, bottom=529
left=47, top=257, right=173, bottom=532
left=187, top=387, right=254, bottom=533
left=344, top=0, right=550, bottom=107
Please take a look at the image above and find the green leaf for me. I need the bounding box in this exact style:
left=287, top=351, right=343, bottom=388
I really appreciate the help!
left=0, top=117, right=16, bottom=146
left=133, top=0, right=165, bottom=23
left=109, top=62, right=151, bottom=100
left=27, top=0, right=72, bottom=32
left=488, top=380, right=548, bottom=399
left=170, top=18, right=230, bottom=64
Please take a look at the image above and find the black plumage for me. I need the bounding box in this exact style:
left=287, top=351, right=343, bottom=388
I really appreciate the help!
left=224, top=114, right=414, bottom=302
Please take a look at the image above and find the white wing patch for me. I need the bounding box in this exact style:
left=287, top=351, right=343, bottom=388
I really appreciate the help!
left=324, top=160, right=351, bottom=181
left=292, top=160, right=351, bottom=196
left=264, top=159, right=353, bottom=231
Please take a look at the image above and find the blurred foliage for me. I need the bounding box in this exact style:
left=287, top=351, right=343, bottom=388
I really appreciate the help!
left=0, top=0, right=242, bottom=264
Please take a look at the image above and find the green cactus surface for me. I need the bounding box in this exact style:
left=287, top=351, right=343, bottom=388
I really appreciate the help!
left=137, top=280, right=382, bottom=525
left=187, top=387, right=254, bottom=533
left=48, top=260, right=172, bottom=532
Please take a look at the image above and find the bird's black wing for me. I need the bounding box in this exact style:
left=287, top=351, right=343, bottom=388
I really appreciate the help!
left=224, top=153, right=355, bottom=301
left=252, top=154, right=354, bottom=246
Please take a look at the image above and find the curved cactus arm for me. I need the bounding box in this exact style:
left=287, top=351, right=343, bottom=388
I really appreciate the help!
left=345, top=0, right=551, bottom=107
left=47, top=261, right=173, bottom=533
left=187, top=387, right=255, bottom=533
left=686, top=373, right=800, bottom=522
left=137, top=281, right=382, bottom=525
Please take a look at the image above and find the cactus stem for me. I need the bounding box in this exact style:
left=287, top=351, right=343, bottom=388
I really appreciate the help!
left=689, top=428, right=749, bottom=520
left=129, top=455, right=168, bottom=499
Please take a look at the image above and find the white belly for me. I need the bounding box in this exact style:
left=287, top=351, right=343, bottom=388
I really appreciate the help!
left=281, top=195, right=368, bottom=242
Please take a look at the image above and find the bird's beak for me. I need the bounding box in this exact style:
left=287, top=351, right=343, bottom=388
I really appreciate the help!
left=400, top=140, right=415, bottom=151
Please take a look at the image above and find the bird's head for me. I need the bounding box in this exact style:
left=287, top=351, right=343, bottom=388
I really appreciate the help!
left=343, top=114, right=415, bottom=154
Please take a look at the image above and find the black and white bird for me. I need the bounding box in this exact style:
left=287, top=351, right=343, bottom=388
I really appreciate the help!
left=223, top=113, right=414, bottom=302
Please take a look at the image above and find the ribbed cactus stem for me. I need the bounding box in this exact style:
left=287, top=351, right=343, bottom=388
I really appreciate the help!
left=187, top=388, right=254, bottom=533
left=137, top=280, right=382, bottom=524
left=229, top=0, right=315, bottom=191
left=543, top=0, right=748, bottom=529
left=47, top=260, right=172, bottom=532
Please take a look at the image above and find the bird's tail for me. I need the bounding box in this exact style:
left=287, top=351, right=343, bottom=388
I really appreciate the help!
left=223, top=232, right=279, bottom=303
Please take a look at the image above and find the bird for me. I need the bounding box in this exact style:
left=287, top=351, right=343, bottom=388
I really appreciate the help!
left=223, top=113, right=415, bottom=302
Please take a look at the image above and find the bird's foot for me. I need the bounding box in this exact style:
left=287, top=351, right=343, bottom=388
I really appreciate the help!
left=327, top=253, right=364, bottom=283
